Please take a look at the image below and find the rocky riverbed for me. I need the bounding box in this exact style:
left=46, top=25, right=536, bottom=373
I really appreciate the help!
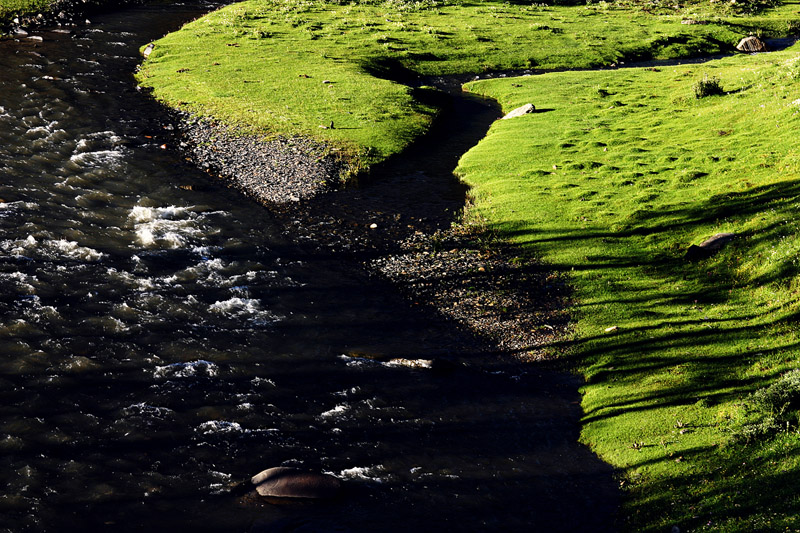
left=169, top=100, right=573, bottom=366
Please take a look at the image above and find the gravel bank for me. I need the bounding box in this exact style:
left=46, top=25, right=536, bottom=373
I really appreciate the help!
left=370, top=227, right=572, bottom=361
left=174, top=104, right=572, bottom=364
left=176, top=116, right=341, bottom=205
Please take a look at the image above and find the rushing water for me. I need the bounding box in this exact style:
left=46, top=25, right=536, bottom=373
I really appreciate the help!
left=0, top=4, right=617, bottom=531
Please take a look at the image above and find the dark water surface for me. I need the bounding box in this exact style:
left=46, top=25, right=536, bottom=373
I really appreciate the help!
left=0, top=4, right=617, bottom=531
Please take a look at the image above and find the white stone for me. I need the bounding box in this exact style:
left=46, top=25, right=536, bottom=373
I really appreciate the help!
left=501, top=103, right=535, bottom=120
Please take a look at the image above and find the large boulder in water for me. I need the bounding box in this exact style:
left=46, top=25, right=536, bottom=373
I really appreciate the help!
left=251, top=467, right=342, bottom=499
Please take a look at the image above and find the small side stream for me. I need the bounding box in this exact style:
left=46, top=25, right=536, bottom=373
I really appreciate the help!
left=0, top=2, right=619, bottom=532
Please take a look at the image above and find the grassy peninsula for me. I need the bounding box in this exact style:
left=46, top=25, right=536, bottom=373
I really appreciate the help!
left=137, top=0, right=800, bottom=530
left=134, top=0, right=798, bottom=171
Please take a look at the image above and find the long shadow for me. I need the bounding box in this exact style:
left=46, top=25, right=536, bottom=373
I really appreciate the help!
left=257, top=64, right=625, bottom=532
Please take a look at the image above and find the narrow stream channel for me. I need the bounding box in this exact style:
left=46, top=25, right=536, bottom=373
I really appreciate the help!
left=0, top=3, right=617, bottom=531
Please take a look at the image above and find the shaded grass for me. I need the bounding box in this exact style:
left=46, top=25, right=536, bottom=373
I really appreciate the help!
left=135, top=0, right=799, bottom=173
left=459, top=43, right=800, bottom=531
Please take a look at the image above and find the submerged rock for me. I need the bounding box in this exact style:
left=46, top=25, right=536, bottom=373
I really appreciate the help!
left=736, top=36, right=767, bottom=53
left=251, top=467, right=342, bottom=500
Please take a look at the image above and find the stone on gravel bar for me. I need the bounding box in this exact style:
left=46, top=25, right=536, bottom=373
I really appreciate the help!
left=177, top=118, right=340, bottom=205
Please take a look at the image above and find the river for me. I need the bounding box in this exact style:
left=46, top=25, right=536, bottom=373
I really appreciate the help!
left=0, top=2, right=617, bottom=531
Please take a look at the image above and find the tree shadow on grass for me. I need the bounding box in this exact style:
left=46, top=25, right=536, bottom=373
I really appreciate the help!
left=375, top=174, right=800, bottom=529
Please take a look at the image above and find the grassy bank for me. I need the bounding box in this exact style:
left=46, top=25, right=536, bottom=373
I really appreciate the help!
left=135, top=0, right=798, bottom=174
left=0, top=0, right=140, bottom=28
left=459, top=42, right=800, bottom=531
left=0, top=0, right=49, bottom=22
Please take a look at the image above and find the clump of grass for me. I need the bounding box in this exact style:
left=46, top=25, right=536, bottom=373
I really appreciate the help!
left=733, top=369, right=800, bottom=443
left=693, top=73, right=724, bottom=98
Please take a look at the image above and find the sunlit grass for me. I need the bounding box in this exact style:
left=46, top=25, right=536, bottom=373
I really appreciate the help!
left=459, top=43, right=800, bottom=532
left=0, top=0, right=50, bottom=22
left=135, top=0, right=799, bottom=173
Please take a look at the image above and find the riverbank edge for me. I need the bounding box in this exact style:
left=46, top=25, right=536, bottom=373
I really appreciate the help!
left=164, top=103, right=577, bottom=367
left=0, top=0, right=145, bottom=33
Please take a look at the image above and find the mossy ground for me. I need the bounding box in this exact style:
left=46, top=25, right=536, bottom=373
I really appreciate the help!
left=460, top=43, right=800, bottom=532
left=135, top=0, right=799, bottom=171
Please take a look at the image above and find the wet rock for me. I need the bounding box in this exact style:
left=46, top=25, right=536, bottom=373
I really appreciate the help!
left=736, top=36, right=767, bottom=53
left=385, top=358, right=433, bottom=369
left=251, top=467, right=342, bottom=500
left=685, top=232, right=735, bottom=260
left=501, top=103, right=535, bottom=120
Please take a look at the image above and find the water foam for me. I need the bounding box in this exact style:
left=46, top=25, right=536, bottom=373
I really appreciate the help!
left=196, top=420, right=243, bottom=435
left=129, top=205, right=203, bottom=249
left=209, top=297, right=278, bottom=326
left=338, top=465, right=386, bottom=483
left=153, top=360, right=219, bottom=379
left=69, top=149, right=124, bottom=166
left=123, top=403, right=174, bottom=419
left=319, top=404, right=350, bottom=418
left=1, top=236, right=104, bottom=262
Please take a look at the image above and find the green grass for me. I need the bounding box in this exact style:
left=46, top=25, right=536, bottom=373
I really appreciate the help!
left=0, top=0, right=51, bottom=23
left=458, top=43, right=800, bottom=531
left=135, top=0, right=799, bottom=173
left=0, top=0, right=137, bottom=27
